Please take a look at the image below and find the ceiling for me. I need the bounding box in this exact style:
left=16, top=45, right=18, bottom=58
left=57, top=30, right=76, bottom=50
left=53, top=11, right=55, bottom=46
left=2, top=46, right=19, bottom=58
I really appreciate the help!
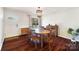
left=6, top=7, right=74, bottom=17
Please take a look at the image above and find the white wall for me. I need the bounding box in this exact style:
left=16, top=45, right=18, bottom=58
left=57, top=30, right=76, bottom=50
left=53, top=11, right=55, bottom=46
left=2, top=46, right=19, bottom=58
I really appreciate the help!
left=42, top=8, right=79, bottom=39
left=0, top=7, right=4, bottom=50
left=4, top=8, right=79, bottom=39
left=4, top=8, right=30, bottom=38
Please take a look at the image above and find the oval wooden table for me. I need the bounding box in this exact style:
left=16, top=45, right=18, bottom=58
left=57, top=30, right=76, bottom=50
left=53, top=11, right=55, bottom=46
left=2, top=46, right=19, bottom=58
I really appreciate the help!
left=36, top=30, right=50, bottom=49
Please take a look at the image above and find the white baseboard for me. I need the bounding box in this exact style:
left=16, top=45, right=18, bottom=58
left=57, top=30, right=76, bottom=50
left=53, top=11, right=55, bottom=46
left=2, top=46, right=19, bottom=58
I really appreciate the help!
left=0, top=43, right=3, bottom=51
left=58, top=35, right=71, bottom=40
left=0, top=46, right=1, bottom=51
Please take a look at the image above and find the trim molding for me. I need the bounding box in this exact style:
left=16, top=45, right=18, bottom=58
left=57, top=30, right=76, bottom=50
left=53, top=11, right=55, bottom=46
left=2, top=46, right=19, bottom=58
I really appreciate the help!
left=4, top=34, right=28, bottom=40
left=58, top=35, right=71, bottom=40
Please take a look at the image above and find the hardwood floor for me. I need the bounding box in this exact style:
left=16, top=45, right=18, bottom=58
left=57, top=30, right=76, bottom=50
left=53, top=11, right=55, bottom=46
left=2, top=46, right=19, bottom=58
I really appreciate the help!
left=1, top=35, right=79, bottom=51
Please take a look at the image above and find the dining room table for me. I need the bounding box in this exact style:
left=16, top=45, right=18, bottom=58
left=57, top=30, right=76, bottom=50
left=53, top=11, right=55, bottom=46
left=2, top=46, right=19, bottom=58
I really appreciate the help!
left=35, top=30, right=50, bottom=48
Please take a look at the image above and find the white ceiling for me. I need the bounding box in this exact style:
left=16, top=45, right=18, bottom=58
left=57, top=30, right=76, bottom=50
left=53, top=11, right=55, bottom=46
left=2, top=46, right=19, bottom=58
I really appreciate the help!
left=6, top=7, right=74, bottom=17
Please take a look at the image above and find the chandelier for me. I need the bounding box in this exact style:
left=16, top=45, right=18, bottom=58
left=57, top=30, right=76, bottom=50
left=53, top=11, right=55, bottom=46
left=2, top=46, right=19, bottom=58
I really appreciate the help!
left=36, top=7, right=42, bottom=17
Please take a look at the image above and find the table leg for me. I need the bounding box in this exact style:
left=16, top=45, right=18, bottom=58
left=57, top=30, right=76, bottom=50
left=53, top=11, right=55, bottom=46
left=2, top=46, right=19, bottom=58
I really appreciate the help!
left=41, top=34, right=43, bottom=48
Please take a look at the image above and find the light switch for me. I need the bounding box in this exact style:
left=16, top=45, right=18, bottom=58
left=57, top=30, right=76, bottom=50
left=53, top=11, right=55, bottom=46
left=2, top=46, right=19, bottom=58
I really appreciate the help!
left=16, top=24, right=18, bottom=27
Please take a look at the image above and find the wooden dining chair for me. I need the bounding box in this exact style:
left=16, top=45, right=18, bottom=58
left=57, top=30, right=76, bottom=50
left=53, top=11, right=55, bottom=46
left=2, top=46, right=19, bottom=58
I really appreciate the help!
left=42, top=32, right=53, bottom=51
left=30, top=32, right=41, bottom=49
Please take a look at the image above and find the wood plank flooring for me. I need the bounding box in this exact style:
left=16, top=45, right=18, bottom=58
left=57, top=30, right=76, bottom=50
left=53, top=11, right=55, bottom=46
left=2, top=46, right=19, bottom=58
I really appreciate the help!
left=1, top=35, right=79, bottom=51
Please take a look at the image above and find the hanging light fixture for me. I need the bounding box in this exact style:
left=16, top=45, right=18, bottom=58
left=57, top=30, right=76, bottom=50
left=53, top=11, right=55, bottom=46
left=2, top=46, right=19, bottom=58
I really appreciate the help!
left=36, top=7, right=42, bottom=17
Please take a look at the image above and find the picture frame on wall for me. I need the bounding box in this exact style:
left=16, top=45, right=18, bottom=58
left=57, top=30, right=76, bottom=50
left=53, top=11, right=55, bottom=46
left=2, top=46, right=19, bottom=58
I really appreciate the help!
left=32, top=18, right=39, bottom=28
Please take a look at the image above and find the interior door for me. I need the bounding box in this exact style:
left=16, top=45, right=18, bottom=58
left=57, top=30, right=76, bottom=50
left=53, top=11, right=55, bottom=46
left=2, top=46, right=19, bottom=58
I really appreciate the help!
left=5, top=16, right=19, bottom=37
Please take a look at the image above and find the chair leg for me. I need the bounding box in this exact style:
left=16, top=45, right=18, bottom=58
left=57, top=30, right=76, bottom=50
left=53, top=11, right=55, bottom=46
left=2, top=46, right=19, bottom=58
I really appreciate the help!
left=35, top=42, right=37, bottom=49
left=48, top=42, right=53, bottom=51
